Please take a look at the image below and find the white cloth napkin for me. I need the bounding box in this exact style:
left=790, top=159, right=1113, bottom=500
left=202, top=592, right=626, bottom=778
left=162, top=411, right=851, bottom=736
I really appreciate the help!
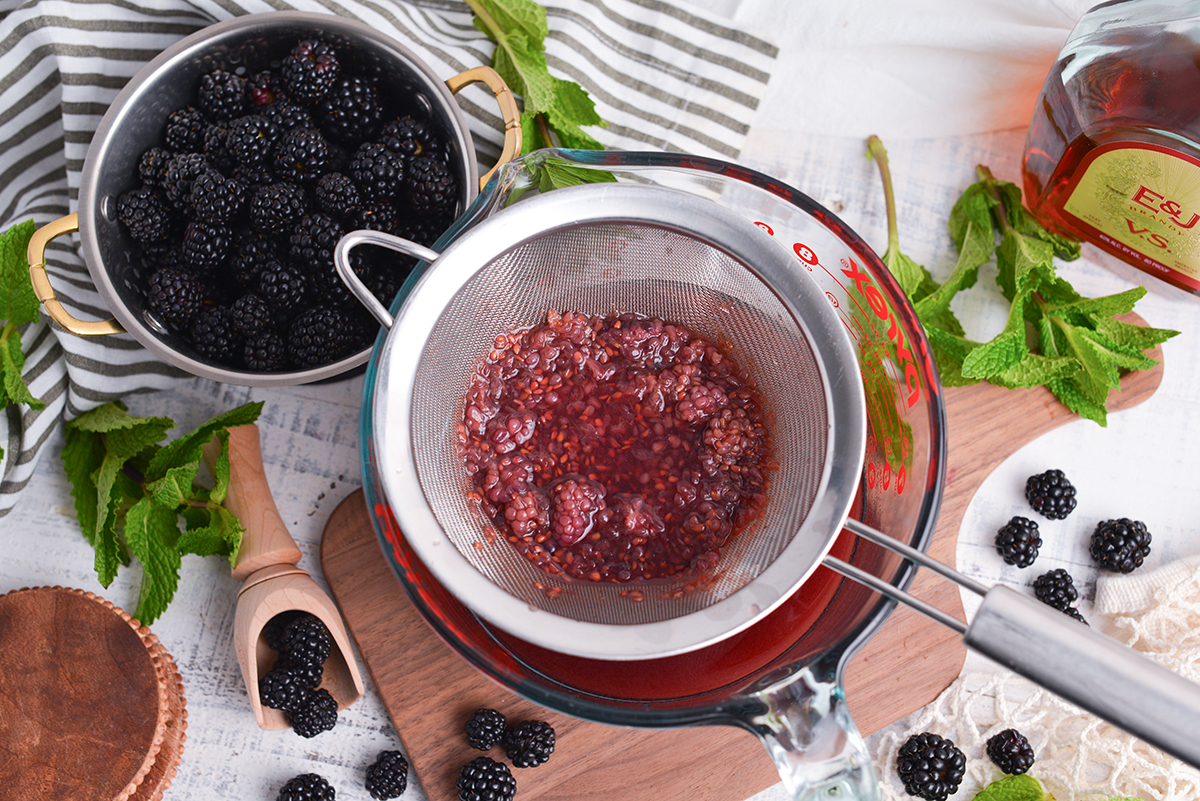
left=0, top=0, right=778, bottom=514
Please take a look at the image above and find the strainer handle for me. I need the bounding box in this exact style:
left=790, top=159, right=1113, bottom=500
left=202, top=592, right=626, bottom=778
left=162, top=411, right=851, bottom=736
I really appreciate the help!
left=334, top=230, right=441, bottom=328
left=744, top=659, right=881, bottom=801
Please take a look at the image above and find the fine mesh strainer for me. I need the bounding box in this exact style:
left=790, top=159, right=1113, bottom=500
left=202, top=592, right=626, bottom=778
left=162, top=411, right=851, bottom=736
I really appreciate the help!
left=338, top=181, right=867, bottom=660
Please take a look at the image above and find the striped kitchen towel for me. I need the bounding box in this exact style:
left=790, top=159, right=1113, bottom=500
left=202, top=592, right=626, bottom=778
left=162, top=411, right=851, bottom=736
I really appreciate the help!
left=0, top=0, right=777, bottom=514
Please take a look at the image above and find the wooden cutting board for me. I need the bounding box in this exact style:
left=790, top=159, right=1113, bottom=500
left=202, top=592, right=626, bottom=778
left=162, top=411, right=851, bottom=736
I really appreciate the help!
left=321, top=336, right=1163, bottom=801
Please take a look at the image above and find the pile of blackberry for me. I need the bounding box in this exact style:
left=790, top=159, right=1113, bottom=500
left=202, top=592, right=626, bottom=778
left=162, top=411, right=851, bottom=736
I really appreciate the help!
left=258, top=611, right=341, bottom=737
left=457, top=708, right=556, bottom=800
left=118, top=37, right=461, bottom=373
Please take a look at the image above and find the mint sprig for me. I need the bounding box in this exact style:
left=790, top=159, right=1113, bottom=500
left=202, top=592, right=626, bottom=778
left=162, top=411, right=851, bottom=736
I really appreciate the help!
left=867, top=137, right=1178, bottom=425
left=62, top=400, right=264, bottom=624
left=1, top=220, right=46, bottom=461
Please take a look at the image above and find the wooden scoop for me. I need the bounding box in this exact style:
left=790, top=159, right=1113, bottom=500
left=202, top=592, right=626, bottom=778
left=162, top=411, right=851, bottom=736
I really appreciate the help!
left=203, top=424, right=364, bottom=730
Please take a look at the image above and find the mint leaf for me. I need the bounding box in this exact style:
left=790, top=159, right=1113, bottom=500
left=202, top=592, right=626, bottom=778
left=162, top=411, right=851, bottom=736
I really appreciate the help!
left=1091, top=316, right=1180, bottom=350
left=1, top=219, right=39, bottom=326
left=1043, top=286, right=1145, bottom=325
left=867, top=136, right=929, bottom=298
left=970, top=773, right=1047, bottom=801
left=995, top=230, right=1055, bottom=303
left=2, top=321, right=45, bottom=409
left=914, top=218, right=990, bottom=322
left=123, top=497, right=183, bottom=624
left=948, top=181, right=996, bottom=254
left=991, top=352, right=1078, bottom=389
left=146, top=400, right=263, bottom=481
left=961, top=292, right=1030, bottom=378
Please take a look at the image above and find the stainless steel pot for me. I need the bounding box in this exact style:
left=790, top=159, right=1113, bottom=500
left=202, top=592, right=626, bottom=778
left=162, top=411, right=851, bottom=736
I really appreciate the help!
left=27, top=11, right=520, bottom=386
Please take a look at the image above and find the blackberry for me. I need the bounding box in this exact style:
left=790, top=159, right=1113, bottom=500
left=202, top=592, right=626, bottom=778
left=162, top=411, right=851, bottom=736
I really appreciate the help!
left=349, top=142, right=405, bottom=201
left=281, top=39, right=340, bottom=105
left=288, top=307, right=361, bottom=368
left=275, top=650, right=324, bottom=688
left=405, top=154, right=458, bottom=218
left=397, top=213, right=451, bottom=247
left=230, top=292, right=276, bottom=336
left=259, top=665, right=310, bottom=712
left=455, top=757, right=516, bottom=801
left=277, top=773, right=335, bottom=801
left=288, top=687, right=338, bottom=737
left=138, top=147, right=174, bottom=187
left=289, top=212, right=344, bottom=277
left=189, top=170, right=247, bottom=224
left=145, top=266, right=204, bottom=330
left=258, top=259, right=309, bottom=311
left=202, top=122, right=236, bottom=172
left=994, top=516, right=1041, bottom=568
left=263, top=100, right=314, bottom=134
left=231, top=231, right=283, bottom=289
left=1032, top=567, right=1079, bottom=611
left=314, top=172, right=361, bottom=220
left=274, top=127, right=333, bottom=184
left=464, top=708, right=506, bottom=751
left=198, top=69, right=248, bottom=121
left=262, top=610, right=302, bottom=651
left=364, top=750, right=409, bottom=800
left=1063, top=605, right=1090, bottom=625
left=380, top=115, right=440, bottom=159
left=181, top=221, right=234, bottom=274
left=1090, top=518, right=1152, bottom=573
left=246, top=70, right=278, bottom=108
left=349, top=201, right=400, bottom=235
left=226, top=114, right=279, bottom=166
left=250, top=182, right=308, bottom=236
left=503, top=719, right=555, bottom=768
left=189, top=305, right=243, bottom=366
left=280, top=612, right=334, bottom=666
left=896, top=732, right=966, bottom=801
left=1024, top=469, right=1077, bottom=520
left=117, top=185, right=174, bottom=242
left=319, top=75, right=383, bottom=147
left=163, top=152, right=211, bottom=211
left=986, top=728, right=1035, bottom=775
left=229, top=162, right=277, bottom=193
left=164, top=105, right=207, bottom=151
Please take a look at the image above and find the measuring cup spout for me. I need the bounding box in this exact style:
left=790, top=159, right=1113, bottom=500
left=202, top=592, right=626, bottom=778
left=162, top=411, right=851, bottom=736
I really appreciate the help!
left=737, top=657, right=880, bottom=800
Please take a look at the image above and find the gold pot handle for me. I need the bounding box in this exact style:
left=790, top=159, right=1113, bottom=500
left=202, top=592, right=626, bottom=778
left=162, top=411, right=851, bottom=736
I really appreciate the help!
left=445, top=65, right=522, bottom=192
left=27, top=213, right=123, bottom=336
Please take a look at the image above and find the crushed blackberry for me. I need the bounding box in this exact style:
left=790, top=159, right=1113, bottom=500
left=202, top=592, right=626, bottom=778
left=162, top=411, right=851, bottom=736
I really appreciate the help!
left=277, top=773, right=336, bottom=801
left=145, top=266, right=204, bottom=330
left=314, top=172, right=361, bottom=220
left=986, top=728, right=1035, bottom=775
left=117, top=185, right=174, bottom=242
left=896, top=732, right=966, bottom=801
left=250, top=182, right=308, bottom=236
left=198, top=69, right=248, bottom=121
left=138, top=147, right=174, bottom=187
left=381, top=115, right=439, bottom=159
left=464, top=708, right=506, bottom=751
left=289, top=211, right=344, bottom=277
left=456, top=757, right=516, bottom=801
left=503, top=719, right=555, bottom=768
left=364, top=750, right=409, bottom=800
left=230, top=292, right=275, bottom=336
left=162, top=152, right=211, bottom=211
left=274, top=126, right=333, bottom=184
left=181, top=221, right=234, bottom=274
left=164, top=105, right=207, bottom=152
left=405, top=154, right=458, bottom=218
left=1024, top=469, right=1077, bottom=520
left=319, top=75, right=383, bottom=146
left=280, top=612, right=334, bottom=666
left=1032, top=567, right=1079, bottom=611
left=994, top=516, right=1041, bottom=568
left=281, top=39, right=340, bottom=105
left=288, top=687, right=338, bottom=737
left=1090, top=518, right=1152, bottom=573
left=349, top=142, right=405, bottom=201
left=288, top=307, right=361, bottom=368
left=259, top=665, right=310, bottom=712
left=189, top=170, right=247, bottom=224
left=226, top=113, right=279, bottom=166
left=189, top=305, right=243, bottom=366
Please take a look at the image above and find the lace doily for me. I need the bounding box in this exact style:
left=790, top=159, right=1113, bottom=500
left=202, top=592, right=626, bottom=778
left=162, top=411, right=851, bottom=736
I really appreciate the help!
left=869, top=558, right=1200, bottom=801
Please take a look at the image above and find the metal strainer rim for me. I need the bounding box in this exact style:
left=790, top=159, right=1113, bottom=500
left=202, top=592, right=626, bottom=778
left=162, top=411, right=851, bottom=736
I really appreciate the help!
left=370, top=183, right=867, bottom=660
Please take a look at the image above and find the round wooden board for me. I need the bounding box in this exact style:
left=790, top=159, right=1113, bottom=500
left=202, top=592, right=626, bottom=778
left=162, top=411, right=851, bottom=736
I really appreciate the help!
left=0, top=587, right=186, bottom=801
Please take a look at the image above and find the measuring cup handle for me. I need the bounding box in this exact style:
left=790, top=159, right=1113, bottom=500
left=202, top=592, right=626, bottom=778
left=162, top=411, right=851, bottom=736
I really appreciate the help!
left=27, top=213, right=122, bottom=336
left=968, top=585, right=1200, bottom=768
left=741, top=661, right=881, bottom=800
left=445, top=65, right=522, bottom=191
